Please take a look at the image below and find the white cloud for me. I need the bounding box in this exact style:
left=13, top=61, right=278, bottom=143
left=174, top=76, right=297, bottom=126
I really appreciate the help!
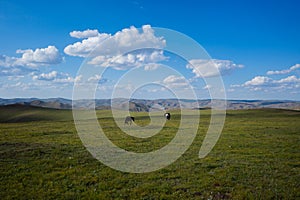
left=88, top=74, right=102, bottom=82
left=0, top=46, right=63, bottom=72
left=186, top=59, right=243, bottom=77
left=231, top=64, right=300, bottom=95
left=0, top=80, right=51, bottom=91
left=0, top=56, right=22, bottom=76
left=267, top=64, right=300, bottom=75
left=32, top=71, right=81, bottom=83
left=7, top=75, right=24, bottom=81
left=54, top=75, right=82, bottom=83
left=70, top=29, right=100, bottom=39
left=275, top=75, right=300, bottom=84
left=33, top=71, right=58, bottom=81
left=0, top=55, right=16, bottom=67
left=203, top=84, right=212, bottom=90
left=64, top=25, right=166, bottom=58
left=162, top=75, right=189, bottom=88
left=64, top=34, right=110, bottom=57
left=86, top=74, right=108, bottom=84
left=89, top=50, right=167, bottom=70
left=244, top=76, right=272, bottom=86
left=240, top=75, right=300, bottom=92
left=163, top=75, right=184, bottom=83
left=144, top=63, right=162, bottom=71
left=0, top=66, right=34, bottom=76
left=15, top=46, right=62, bottom=67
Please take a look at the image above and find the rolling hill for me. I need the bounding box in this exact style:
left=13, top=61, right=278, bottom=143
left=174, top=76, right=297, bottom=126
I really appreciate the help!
left=0, top=98, right=299, bottom=111
left=0, top=104, right=73, bottom=123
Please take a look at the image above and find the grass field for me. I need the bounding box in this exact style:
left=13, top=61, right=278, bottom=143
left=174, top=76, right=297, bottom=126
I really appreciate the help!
left=0, top=106, right=299, bottom=199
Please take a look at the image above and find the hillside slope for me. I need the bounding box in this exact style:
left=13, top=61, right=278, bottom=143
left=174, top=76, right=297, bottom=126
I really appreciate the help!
left=0, top=104, right=73, bottom=123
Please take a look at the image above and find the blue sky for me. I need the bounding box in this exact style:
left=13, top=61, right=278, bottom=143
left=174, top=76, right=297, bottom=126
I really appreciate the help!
left=0, top=0, right=299, bottom=100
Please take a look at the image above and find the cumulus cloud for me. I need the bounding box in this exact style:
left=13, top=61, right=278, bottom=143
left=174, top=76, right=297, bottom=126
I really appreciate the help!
left=64, top=25, right=166, bottom=58
left=0, top=66, right=34, bottom=76
left=275, top=75, right=300, bottom=84
left=267, top=64, right=300, bottom=75
left=186, top=59, right=244, bottom=77
left=162, top=75, right=189, bottom=88
left=32, top=70, right=81, bottom=83
left=16, top=46, right=62, bottom=66
left=0, top=55, right=16, bottom=67
left=87, top=74, right=108, bottom=84
left=70, top=29, right=100, bottom=39
left=1, top=55, right=38, bottom=76
left=244, top=76, right=272, bottom=86
left=64, top=34, right=110, bottom=57
left=88, top=50, right=167, bottom=70
left=240, top=75, right=300, bottom=91
left=231, top=64, right=300, bottom=94
left=0, top=46, right=62, bottom=70
left=32, top=71, right=58, bottom=81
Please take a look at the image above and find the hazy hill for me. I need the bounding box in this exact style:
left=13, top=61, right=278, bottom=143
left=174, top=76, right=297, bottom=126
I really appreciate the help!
left=27, top=100, right=71, bottom=109
left=0, top=98, right=299, bottom=111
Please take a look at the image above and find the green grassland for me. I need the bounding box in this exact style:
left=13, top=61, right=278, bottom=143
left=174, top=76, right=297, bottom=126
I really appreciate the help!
left=0, top=106, right=299, bottom=199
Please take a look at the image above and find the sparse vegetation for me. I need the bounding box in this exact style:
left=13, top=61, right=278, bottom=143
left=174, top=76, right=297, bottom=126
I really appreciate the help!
left=0, top=106, right=299, bottom=199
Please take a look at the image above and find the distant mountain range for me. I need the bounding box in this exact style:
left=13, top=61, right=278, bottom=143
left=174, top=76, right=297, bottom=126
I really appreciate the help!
left=0, top=98, right=299, bottom=111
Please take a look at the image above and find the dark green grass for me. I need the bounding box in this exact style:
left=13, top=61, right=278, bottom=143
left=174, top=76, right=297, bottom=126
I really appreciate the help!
left=0, top=107, right=299, bottom=199
left=0, top=104, right=73, bottom=123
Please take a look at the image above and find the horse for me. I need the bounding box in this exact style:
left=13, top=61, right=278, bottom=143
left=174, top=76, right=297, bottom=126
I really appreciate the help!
left=164, top=113, right=171, bottom=120
left=124, top=116, right=135, bottom=125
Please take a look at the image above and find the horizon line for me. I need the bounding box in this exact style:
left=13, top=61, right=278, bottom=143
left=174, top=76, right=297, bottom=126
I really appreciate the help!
left=0, top=97, right=299, bottom=102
